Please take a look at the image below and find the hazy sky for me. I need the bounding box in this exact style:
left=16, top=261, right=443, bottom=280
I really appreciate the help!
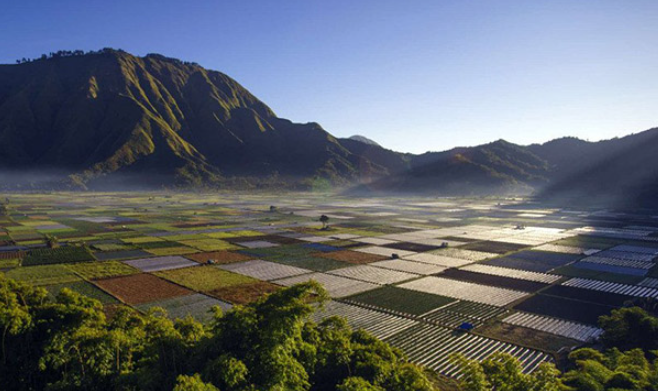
left=2, top=1, right=657, bottom=153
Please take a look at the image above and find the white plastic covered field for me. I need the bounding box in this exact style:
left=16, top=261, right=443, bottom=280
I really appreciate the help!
left=563, top=278, right=658, bottom=298
left=312, top=301, right=416, bottom=339
left=503, top=312, right=603, bottom=342
left=328, top=265, right=417, bottom=284
left=219, top=260, right=311, bottom=281
left=273, top=272, right=378, bottom=297
left=370, top=259, right=446, bottom=275
left=459, top=264, right=561, bottom=283
left=399, top=276, right=529, bottom=306
left=403, top=253, right=473, bottom=268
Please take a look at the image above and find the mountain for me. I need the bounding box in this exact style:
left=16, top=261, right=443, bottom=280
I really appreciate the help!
left=1, top=49, right=657, bottom=207
left=532, top=129, right=658, bottom=208
left=348, top=135, right=381, bottom=147
left=0, top=49, right=402, bottom=189
left=349, top=129, right=658, bottom=208
left=350, top=139, right=550, bottom=196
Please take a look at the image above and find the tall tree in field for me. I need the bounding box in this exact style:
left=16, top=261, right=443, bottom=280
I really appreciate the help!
left=320, top=215, right=330, bottom=230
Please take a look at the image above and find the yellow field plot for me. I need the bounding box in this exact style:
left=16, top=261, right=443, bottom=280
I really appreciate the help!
left=62, top=236, right=99, bottom=242
left=22, top=218, right=52, bottom=224
left=122, top=236, right=166, bottom=244
left=179, top=239, right=241, bottom=251
left=147, top=247, right=200, bottom=256
left=15, top=240, right=45, bottom=245
left=205, top=230, right=263, bottom=239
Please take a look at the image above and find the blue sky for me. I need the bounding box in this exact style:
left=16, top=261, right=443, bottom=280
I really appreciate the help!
left=2, top=1, right=657, bottom=153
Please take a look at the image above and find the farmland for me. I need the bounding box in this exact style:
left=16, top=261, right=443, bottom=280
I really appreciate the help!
left=2, top=192, right=658, bottom=380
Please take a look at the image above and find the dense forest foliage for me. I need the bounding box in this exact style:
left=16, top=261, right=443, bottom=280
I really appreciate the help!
left=0, top=274, right=434, bottom=391
left=2, top=273, right=658, bottom=390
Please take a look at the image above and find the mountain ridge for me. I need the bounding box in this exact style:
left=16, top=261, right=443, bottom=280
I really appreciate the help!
left=1, top=49, right=657, bottom=207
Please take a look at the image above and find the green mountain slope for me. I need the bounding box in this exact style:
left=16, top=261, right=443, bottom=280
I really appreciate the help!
left=0, top=49, right=391, bottom=189
left=2, top=49, right=657, bottom=206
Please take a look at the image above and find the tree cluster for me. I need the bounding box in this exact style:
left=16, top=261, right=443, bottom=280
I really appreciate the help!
left=0, top=274, right=435, bottom=391
left=15, top=48, right=124, bottom=64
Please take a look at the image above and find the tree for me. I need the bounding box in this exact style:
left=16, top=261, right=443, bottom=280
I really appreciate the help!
left=337, top=377, right=385, bottom=391
left=450, top=352, right=561, bottom=391
left=45, top=234, right=59, bottom=249
left=598, top=307, right=658, bottom=351
left=173, top=374, right=220, bottom=391
left=0, top=274, right=438, bottom=391
left=320, top=215, right=330, bottom=230
left=561, top=348, right=658, bottom=391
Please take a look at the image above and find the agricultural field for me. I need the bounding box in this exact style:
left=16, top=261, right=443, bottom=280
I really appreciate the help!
left=2, top=192, right=658, bottom=379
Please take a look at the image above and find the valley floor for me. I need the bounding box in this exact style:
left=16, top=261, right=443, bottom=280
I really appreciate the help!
left=2, top=192, right=658, bottom=378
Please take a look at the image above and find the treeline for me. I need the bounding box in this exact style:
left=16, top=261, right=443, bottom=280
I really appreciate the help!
left=14, top=48, right=199, bottom=67
left=2, top=272, right=658, bottom=391
left=15, top=48, right=120, bottom=64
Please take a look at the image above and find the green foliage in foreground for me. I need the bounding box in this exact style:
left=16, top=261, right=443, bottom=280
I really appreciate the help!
left=598, top=306, right=658, bottom=352
left=454, top=348, right=658, bottom=391
left=561, top=348, right=658, bottom=391
left=450, top=352, right=561, bottom=391
left=4, top=270, right=658, bottom=391
left=452, top=305, right=658, bottom=391
left=0, top=274, right=434, bottom=391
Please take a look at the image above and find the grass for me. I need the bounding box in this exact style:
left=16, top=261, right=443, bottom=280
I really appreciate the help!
left=178, top=239, right=240, bottom=251
left=66, top=261, right=140, bottom=280
left=204, top=230, right=263, bottom=239
left=347, top=286, right=456, bottom=315
left=91, top=243, right=135, bottom=252
left=147, top=247, right=199, bottom=256
left=45, top=281, right=118, bottom=304
left=121, top=236, right=166, bottom=244
left=552, top=235, right=623, bottom=250
left=6, top=264, right=81, bottom=286
left=155, top=266, right=256, bottom=292
left=552, top=264, right=645, bottom=285
left=0, top=259, right=20, bottom=268
left=22, top=246, right=96, bottom=266
left=208, top=281, right=280, bottom=305
left=476, top=321, right=580, bottom=354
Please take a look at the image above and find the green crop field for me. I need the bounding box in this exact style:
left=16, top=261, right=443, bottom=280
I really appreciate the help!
left=155, top=265, right=257, bottom=292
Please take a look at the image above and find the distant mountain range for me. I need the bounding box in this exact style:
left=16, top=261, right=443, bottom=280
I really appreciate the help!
left=0, top=49, right=656, bottom=207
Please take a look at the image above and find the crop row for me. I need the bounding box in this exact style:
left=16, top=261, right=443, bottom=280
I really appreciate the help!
left=328, top=265, right=417, bottom=285
left=312, top=301, right=551, bottom=378
left=385, top=323, right=552, bottom=377
left=219, top=260, right=311, bottom=281
left=503, top=312, right=602, bottom=342
left=273, top=272, right=378, bottom=298
left=563, top=277, right=658, bottom=298
left=398, top=276, right=529, bottom=307
left=460, top=264, right=561, bottom=283
left=312, top=301, right=417, bottom=339
left=370, top=259, right=446, bottom=275
left=581, top=255, right=654, bottom=269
